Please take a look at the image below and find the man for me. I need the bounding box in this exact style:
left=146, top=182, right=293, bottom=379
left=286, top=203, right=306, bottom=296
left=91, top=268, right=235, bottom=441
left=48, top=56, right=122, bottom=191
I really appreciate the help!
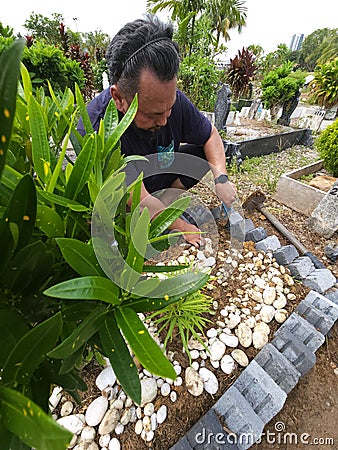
left=78, top=15, right=236, bottom=247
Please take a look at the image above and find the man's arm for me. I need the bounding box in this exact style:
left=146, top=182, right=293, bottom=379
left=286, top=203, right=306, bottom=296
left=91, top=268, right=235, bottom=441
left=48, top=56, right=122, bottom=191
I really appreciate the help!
left=203, top=124, right=237, bottom=207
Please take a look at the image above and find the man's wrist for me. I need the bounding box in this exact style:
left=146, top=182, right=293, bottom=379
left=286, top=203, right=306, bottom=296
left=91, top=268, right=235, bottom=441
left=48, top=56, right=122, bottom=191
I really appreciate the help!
left=214, top=173, right=229, bottom=184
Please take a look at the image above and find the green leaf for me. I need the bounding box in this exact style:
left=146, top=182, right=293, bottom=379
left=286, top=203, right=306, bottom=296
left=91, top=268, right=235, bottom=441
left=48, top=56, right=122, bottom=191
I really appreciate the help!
left=75, top=83, right=93, bottom=136
left=56, top=238, right=106, bottom=277
left=0, top=174, right=36, bottom=272
left=0, top=40, right=25, bottom=179
left=0, top=310, right=29, bottom=367
left=114, top=307, right=176, bottom=380
left=2, top=313, right=62, bottom=386
left=28, top=96, right=51, bottom=185
left=104, top=95, right=138, bottom=156
left=36, top=205, right=64, bottom=237
left=149, top=196, right=191, bottom=238
left=37, top=190, right=90, bottom=212
left=99, top=315, right=141, bottom=404
left=65, top=133, right=96, bottom=200
left=48, top=306, right=107, bottom=359
left=128, top=270, right=210, bottom=312
left=44, top=276, right=120, bottom=304
left=0, top=387, right=72, bottom=450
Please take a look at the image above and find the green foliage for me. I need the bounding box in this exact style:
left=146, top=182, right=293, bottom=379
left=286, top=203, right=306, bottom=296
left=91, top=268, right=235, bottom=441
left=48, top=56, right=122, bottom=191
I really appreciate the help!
left=297, top=28, right=338, bottom=70
left=0, top=39, right=210, bottom=448
left=148, top=288, right=213, bottom=363
left=260, top=62, right=305, bottom=120
left=225, top=47, right=257, bottom=100
left=256, top=44, right=292, bottom=80
left=22, top=42, right=85, bottom=94
left=23, top=13, right=65, bottom=46
left=315, top=119, right=338, bottom=176
left=310, top=58, right=338, bottom=108
left=178, top=51, right=221, bottom=111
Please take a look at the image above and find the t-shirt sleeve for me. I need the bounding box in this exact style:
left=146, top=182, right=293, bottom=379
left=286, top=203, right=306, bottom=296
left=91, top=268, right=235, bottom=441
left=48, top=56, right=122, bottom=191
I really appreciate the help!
left=176, top=90, right=212, bottom=146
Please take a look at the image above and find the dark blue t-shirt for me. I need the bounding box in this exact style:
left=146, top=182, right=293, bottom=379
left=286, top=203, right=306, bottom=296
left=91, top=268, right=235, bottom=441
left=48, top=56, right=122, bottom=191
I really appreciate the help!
left=78, top=88, right=212, bottom=192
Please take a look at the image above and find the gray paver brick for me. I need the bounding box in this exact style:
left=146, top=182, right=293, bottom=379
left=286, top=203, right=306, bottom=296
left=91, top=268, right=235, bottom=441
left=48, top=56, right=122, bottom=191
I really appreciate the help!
left=232, top=218, right=255, bottom=241
left=303, top=290, right=338, bottom=321
left=254, top=343, right=301, bottom=394
left=296, top=300, right=336, bottom=335
left=325, top=288, right=338, bottom=306
left=255, top=235, right=281, bottom=253
left=275, top=312, right=325, bottom=352
left=213, top=385, right=264, bottom=450
left=271, top=328, right=316, bottom=375
left=186, top=409, right=239, bottom=450
left=170, top=436, right=194, bottom=450
left=287, top=256, right=315, bottom=279
left=273, top=245, right=299, bottom=266
left=233, top=360, right=287, bottom=424
left=302, top=268, right=336, bottom=294
left=245, top=227, right=267, bottom=243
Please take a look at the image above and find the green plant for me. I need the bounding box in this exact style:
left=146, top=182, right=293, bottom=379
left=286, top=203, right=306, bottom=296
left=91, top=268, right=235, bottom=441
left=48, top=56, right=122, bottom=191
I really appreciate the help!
left=315, top=119, right=338, bottom=176
left=148, top=288, right=213, bottom=363
left=310, top=58, right=338, bottom=108
left=226, top=47, right=257, bottom=100
left=260, top=62, right=305, bottom=120
left=1, top=39, right=210, bottom=449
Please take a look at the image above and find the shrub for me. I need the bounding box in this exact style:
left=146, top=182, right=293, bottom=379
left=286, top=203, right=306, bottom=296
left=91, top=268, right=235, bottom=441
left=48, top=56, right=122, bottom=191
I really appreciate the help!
left=310, top=58, right=338, bottom=108
left=315, top=119, right=338, bottom=176
left=225, top=47, right=257, bottom=100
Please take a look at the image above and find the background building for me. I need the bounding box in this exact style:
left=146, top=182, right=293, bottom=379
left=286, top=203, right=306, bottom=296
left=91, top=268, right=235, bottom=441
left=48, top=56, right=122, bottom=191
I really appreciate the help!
left=289, top=33, right=305, bottom=51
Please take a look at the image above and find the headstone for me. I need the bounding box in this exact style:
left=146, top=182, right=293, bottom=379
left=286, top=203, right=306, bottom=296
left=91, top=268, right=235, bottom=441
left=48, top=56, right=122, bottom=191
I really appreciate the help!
left=214, top=83, right=232, bottom=132
left=248, top=98, right=261, bottom=119
left=102, top=72, right=110, bottom=90
left=277, top=89, right=301, bottom=126
left=305, top=180, right=338, bottom=238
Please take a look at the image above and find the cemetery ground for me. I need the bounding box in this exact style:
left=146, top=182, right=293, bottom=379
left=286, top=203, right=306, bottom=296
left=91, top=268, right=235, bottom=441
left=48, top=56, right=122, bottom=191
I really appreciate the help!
left=55, top=120, right=337, bottom=450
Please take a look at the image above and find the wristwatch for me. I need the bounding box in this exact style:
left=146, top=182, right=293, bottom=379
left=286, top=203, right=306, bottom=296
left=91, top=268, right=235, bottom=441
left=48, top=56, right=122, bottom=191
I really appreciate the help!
left=214, top=173, right=229, bottom=184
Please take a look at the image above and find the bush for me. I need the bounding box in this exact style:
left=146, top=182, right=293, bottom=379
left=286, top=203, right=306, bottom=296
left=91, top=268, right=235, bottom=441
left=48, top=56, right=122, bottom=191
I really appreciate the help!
left=315, top=119, right=338, bottom=176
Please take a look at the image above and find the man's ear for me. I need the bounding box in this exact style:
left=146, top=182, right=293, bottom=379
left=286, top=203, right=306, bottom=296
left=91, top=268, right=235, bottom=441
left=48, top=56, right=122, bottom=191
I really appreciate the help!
left=110, top=85, right=128, bottom=113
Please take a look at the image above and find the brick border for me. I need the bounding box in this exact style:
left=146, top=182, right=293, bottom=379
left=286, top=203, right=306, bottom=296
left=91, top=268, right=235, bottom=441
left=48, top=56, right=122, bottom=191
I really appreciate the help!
left=170, top=227, right=337, bottom=450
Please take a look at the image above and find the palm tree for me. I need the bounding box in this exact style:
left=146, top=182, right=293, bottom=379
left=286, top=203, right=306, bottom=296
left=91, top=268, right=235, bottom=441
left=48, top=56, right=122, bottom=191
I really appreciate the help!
left=206, top=0, right=247, bottom=48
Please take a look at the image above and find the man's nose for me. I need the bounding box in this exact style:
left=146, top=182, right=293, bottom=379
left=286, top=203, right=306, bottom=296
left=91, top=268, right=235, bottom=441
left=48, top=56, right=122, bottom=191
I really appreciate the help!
left=155, top=113, right=169, bottom=127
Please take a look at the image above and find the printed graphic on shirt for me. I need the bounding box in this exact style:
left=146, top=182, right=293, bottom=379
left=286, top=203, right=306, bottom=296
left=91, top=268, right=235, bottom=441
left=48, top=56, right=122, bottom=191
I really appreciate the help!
left=157, top=139, right=175, bottom=169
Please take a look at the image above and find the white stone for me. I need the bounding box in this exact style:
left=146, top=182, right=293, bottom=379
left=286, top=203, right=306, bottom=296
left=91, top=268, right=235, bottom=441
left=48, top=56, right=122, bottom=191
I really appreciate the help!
left=99, top=435, right=111, bottom=448
left=114, top=423, right=124, bottom=435
left=227, top=314, right=241, bottom=329
left=143, top=415, right=151, bottom=432
left=57, top=415, right=84, bottom=435
left=68, top=434, right=78, bottom=449
left=85, top=396, right=108, bottom=427
left=80, top=426, right=96, bottom=441
left=204, top=256, right=216, bottom=267
left=273, top=295, right=287, bottom=309
left=262, top=286, right=276, bottom=305
left=151, top=412, right=158, bottom=431
left=109, top=438, right=121, bottom=450
left=275, top=309, right=288, bottom=323
left=156, top=404, right=168, bottom=424
left=199, top=367, right=219, bottom=395
left=248, top=289, right=263, bottom=303
left=209, top=340, right=226, bottom=361
left=210, top=359, right=219, bottom=369
left=284, top=273, right=294, bottom=286
left=49, top=386, right=63, bottom=412
left=174, top=376, right=183, bottom=386
left=170, top=391, right=177, bottom=402
left=174, top=365, right=182, bottom=376
left=140, top=378, right=158, bottom=406
left=252, top=331, right=269, bottom=349
left=98, top=408, right=120, bottom=435
left=96, top=366, right=116, bottom=392
left=254, top=277, right=267, bottom=289
left=120, top=408, right=131, bottom=426
left=160, top=382, right=171, bottom=396
left=254, top=322, right=270, bottom=335
left=231, top=349, right=249, bottom=367
left=260, top=305, right=276, bottom=323
left=187, top=337, right=206, bottom=350
left=236, top=323, right=252, bottom=348
left=190, top=349, right=200, bottom=360
left=220, top=355, right=235, bottom=374
left=111, top=399, right=124, bottom=410
left=60, top=400, right=73, bottom=417
left=206, top=327, right=218, bottom=338
left=135, top=419, right=143, bottom=435
left=185, top=367, right=204, bottom=396
left=77, top=442, right=99, bottom=450
left=219, top=333, right=239, bottom=348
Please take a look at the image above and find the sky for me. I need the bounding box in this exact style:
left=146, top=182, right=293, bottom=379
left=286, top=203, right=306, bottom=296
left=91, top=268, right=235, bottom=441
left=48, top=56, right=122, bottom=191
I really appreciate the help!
left=3, top=0, right=338, bottom=59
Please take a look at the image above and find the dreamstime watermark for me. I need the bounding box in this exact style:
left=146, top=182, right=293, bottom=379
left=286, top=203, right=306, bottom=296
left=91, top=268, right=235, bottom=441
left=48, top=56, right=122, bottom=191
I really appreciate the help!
left=194, top=421, right=335, bottom=447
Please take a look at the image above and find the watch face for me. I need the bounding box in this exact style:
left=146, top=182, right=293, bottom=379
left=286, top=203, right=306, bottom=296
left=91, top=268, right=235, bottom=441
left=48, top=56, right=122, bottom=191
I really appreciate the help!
left=216, top=174, right=229, bottom=184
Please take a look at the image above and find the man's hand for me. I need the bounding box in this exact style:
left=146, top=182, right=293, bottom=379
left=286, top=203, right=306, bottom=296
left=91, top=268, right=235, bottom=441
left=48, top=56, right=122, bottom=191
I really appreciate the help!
left=173, top=217, right=204, bottom=248
left=215, top=180, right=237, bottom=207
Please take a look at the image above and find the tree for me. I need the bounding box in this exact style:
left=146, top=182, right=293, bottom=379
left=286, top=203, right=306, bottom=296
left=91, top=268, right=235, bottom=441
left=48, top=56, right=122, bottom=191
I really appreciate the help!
left=297, top=28, right=337, bottom=70
left=225, top=47, right=257, bottom=100
left=260, top=62, right=305, bottom=120
left=24, top=12, right=65, bottom=45
left=206, top=0, right=247, bottom=48
left=310, top=58, right=338, bottom=108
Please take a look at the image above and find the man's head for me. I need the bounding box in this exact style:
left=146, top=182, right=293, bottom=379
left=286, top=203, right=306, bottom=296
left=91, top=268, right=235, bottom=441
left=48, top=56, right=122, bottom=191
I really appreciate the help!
left=107, top=15, right=180, bottom=132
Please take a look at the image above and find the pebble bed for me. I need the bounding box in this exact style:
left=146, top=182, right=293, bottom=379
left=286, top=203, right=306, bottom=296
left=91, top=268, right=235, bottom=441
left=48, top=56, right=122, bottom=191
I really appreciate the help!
left=50, top=238, right=299, bottom=450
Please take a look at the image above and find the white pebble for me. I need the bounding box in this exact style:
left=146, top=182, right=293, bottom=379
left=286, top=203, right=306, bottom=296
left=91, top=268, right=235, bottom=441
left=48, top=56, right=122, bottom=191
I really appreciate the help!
left=156, top=405, right=168, bottom=424
left=160, top=383, right=171, bottom=396
left=108, top=438, right=121, bottom=450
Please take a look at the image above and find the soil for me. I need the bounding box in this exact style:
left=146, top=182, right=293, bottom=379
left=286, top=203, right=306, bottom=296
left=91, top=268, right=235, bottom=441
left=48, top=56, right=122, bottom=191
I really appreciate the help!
left=67, top=119, right=338, bottom=450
